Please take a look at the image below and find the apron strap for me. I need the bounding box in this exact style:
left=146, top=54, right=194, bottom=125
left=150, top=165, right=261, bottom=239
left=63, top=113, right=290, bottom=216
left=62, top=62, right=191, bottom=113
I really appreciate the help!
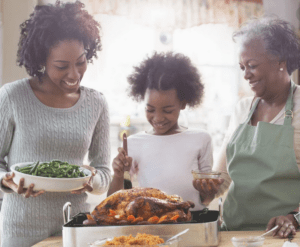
left=284, top=81, right=296, bottom=126
left=244, top=81, right=296, bottom=126
left=245, top=98, right=260, bottom=124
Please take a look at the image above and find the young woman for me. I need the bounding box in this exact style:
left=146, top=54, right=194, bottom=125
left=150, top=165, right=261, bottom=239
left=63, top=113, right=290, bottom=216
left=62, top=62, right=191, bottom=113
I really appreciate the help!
left=107, top=52, right=213, bottom=215
left=0, top=1, right=111, bottom=246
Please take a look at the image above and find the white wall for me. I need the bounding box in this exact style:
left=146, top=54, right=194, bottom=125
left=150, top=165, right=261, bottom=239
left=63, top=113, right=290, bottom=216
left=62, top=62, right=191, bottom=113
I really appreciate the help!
left=263, top=0, right=300, bottom=84
left=263, top=0, right=300, bottom=29
left=0, top=12, right=3, bottom=85
left=1, top=0, right=37, bottom=85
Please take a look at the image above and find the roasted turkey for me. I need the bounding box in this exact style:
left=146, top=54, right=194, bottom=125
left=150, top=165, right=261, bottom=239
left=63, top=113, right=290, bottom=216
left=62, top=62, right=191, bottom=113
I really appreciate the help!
left=84, top=187, right=195, bottom=226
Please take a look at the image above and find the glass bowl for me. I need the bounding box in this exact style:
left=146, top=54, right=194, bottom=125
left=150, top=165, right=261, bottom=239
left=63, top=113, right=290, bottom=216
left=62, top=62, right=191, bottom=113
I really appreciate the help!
left=231, top=236, right=265, bottom=247
left=191, top=170, right=221, bottom=181
left=191, top=170, right=221, bottom=190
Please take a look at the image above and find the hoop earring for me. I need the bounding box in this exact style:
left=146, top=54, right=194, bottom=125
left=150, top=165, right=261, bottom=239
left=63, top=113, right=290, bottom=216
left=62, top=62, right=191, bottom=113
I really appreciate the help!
left=279, top=68, right=283, bottom=71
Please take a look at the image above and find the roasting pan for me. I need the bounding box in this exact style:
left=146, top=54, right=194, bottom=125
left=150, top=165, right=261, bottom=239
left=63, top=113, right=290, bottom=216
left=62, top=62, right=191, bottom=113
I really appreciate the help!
left=62, top=199, right=223, bottom=247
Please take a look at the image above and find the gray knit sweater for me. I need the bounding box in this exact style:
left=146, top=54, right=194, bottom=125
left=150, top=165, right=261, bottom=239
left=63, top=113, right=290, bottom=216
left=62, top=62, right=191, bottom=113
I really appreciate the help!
left=0, top=78, right=111, bottom=247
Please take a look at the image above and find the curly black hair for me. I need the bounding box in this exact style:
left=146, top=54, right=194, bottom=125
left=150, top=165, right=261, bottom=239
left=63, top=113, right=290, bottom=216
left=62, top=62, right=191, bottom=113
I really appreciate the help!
left=233, top=15, right=300, bottom=75
left=127, top=52, right=204, bottom=108
left=17, top=0, right=101, bottom=80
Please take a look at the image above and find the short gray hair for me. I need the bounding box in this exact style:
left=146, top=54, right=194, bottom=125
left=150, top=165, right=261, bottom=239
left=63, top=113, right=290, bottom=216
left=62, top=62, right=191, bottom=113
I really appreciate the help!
left=233, top=15, right=300, bottom=75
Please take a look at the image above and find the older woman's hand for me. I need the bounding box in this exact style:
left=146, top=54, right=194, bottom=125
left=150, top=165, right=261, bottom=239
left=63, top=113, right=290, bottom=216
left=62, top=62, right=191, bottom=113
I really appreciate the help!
left=2, top=172, right=45, bottom=198
left=193, top=178, right=224, bottom=205
left=71, top=165, right=97, bottom=194
left=266, top=215, right=297, bottom=238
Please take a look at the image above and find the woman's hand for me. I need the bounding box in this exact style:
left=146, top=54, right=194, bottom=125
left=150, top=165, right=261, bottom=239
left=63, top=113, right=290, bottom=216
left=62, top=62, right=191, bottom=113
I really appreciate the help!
left=193, top=178, right=224, bottom=205
left=71, top=165, right=97, bottom=194
left=266, top=215, right=297, bottom=238
left=112, top=147, right=133, bottom=178
left=2, top=172, right=45, bottom=198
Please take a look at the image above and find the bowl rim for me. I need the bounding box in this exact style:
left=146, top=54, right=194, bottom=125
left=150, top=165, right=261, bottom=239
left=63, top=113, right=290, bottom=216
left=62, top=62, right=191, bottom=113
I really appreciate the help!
left=231, top=236, right=265, bottom=242
left=10, top=162, right=92, bottom=180
left=191, top=170, right=221, bottom=176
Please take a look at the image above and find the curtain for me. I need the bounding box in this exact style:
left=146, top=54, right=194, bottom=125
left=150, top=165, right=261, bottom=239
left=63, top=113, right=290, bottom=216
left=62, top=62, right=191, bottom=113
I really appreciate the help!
left=82, top=0, right=264, bottom=30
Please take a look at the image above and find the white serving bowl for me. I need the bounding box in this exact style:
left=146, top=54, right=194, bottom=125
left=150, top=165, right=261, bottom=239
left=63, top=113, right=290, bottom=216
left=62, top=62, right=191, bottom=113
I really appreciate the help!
left=10, top=162, right=92, bottom=192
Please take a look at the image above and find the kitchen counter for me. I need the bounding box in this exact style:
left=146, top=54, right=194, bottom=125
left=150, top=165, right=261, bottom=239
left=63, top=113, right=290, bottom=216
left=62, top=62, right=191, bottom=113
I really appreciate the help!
left=33, top=231, right=300, bottom=246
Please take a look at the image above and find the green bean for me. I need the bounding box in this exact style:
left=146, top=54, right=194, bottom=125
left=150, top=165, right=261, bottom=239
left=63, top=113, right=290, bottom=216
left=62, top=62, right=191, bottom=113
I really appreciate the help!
left=30, top=161, right=40, bottom=174
left=15, top=160, right=88, bottom=178
left=16, top=165, right=34, bottom=172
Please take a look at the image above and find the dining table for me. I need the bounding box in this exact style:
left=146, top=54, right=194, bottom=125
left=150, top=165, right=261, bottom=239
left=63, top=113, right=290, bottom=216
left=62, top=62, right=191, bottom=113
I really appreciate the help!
left=32, top=230, right=300, bottom=246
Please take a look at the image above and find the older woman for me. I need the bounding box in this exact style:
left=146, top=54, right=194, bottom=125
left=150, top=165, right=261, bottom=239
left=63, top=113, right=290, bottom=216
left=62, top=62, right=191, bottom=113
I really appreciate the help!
left=194, top=16, right=300, bottom=237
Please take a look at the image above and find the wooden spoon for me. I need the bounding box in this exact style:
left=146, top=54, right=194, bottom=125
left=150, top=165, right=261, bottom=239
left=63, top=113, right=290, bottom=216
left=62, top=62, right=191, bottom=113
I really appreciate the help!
left=123, top=133, right=132, bottom=189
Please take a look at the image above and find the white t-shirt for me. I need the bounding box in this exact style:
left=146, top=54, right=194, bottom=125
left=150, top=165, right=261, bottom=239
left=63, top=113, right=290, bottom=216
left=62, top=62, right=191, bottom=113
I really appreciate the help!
left=128, top=128, right=213, bottom=211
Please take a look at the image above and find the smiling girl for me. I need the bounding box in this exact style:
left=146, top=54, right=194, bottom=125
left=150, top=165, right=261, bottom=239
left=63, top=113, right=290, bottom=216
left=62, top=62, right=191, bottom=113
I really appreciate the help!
left=107, top=52, right=213, bottom=213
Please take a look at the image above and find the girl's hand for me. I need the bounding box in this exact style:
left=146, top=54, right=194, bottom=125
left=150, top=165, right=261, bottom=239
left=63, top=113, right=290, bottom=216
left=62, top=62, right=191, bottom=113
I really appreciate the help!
left=266, top=215, right=297, bottom=238
left=71, top=165, right=97, bottom=194
left=193, top=178, right=224, bottom=205
left=112, top=147, right=133, bottom=178
left=2, top=172, right=45, bottom=198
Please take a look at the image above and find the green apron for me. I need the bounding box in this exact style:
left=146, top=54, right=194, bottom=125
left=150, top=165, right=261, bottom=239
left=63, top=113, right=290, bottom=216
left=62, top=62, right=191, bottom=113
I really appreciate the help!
left=223, top=81, right=300, bottom=231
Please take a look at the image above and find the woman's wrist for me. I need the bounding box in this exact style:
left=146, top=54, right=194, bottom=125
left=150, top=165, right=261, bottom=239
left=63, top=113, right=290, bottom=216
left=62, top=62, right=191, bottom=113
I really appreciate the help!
left=287, top=213, right=299, bottom=229
left=1, top=176, right=9, bottom=188
left=200, top=193, right=215, bottom=206
left=0, top=176, right=13, bottom=193
left=113, top=171, right=124, bottom=179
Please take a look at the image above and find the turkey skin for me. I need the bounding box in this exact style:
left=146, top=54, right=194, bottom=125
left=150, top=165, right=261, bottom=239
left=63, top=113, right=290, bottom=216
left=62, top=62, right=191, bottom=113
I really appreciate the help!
left=85, top=187, right=195, bottom=226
